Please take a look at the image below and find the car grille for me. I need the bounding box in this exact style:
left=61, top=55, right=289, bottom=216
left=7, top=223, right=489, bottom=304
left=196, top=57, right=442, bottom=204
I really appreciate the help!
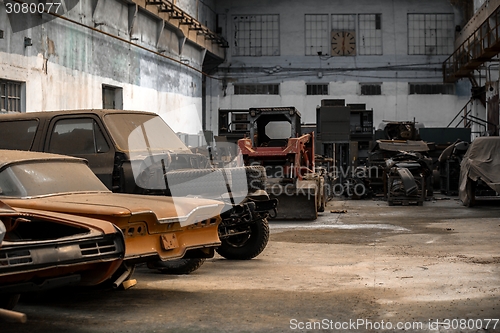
left=0, top=237, right=121, bottom=271
left=79, top=239, right=118, bottom=256
left=0, top=249, right=33, bottom=267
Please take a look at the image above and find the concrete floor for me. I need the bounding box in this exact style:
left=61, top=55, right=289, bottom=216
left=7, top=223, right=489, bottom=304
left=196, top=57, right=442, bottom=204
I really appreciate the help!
left=2, top=196, right=500, bottom=333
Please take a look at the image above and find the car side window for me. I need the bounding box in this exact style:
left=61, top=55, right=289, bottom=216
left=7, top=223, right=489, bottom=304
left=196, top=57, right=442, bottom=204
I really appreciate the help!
left=48, top=118, right=110, bottom=155
left=0, top=120, right=38, bottom=150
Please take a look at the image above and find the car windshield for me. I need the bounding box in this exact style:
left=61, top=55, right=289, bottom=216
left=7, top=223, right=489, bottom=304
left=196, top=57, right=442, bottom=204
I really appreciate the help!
left=0, top=161, right=110, bottom=198
left=104, top=113, right=191, bottom=153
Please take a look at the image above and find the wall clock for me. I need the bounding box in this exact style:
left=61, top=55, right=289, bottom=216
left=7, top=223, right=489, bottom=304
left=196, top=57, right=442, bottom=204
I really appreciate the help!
left=331, top=31, right=356, bottom=56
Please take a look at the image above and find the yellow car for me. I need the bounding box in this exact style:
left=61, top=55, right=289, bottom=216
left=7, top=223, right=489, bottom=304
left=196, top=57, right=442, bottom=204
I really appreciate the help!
left=0, top=201, right=125, bottom=309
left=0, top=150, right=224, bottom=284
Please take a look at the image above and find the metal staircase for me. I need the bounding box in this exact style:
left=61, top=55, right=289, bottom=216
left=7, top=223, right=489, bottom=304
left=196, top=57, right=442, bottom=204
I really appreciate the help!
left=443, top=4, right=500, bottom=83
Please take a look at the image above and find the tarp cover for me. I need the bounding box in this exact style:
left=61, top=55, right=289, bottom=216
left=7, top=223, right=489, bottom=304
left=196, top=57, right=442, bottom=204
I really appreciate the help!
left=459, top=137, right=500, bottom=203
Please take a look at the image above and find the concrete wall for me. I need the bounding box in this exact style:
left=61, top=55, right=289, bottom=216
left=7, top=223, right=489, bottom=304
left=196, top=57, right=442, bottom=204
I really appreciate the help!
left=206, top=0, right=471, bottom=134
left=0, top=0, right=206, bottom=134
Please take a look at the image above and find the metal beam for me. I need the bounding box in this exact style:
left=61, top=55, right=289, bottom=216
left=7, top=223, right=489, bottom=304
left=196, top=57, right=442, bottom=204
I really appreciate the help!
left=133, top=0, right=226, bottom=59
left=443, top=3, right=500, bottom=82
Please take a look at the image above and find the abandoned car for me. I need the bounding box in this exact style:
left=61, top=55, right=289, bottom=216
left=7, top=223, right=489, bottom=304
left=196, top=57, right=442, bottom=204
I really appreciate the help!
left=0, top=150, right=224, bottom=282
left=0, top=201, right=126, bottom=309
left=459, top=136, right=500, bottom=207
left=0, top=110, right=277, bottom=274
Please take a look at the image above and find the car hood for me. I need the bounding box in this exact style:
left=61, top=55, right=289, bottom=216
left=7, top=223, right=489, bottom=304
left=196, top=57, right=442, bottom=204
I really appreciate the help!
left=0, top=199, right=120, bottom=238
left=4, top=193, right=224, bottom=227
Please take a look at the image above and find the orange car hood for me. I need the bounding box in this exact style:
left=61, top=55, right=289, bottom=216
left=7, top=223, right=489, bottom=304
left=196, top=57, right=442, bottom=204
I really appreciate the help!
left=4, top=193, right=224, bottom=227
left=0, top=199, right=120, bottom=234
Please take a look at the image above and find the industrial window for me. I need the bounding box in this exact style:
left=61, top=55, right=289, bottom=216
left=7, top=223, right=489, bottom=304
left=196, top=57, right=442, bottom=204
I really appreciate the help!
left=331, top=14, right=356, bottom=56
left=102, top=85, right=123, bottom=109
left=409, top=83, right=454, bottom=95
left=408, top=14, right=454, bottom=55
left=232, top=14, right=280, bottom=56
left=0, top=79, right=23, bottom=113
left=305, top=14, right=329, bottom=56
left=307, top=84, right=329, bottom=95
left=358, top=14, right=382, bottom=55
left=234, top=84, right=279, bottom=95
left=360, top=84, right=382, bottom=95
left=331, top=14, right=356, bottom=31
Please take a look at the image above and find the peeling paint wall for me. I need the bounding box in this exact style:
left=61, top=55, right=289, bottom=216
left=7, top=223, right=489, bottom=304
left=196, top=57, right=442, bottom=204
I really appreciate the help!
left=0, top=0, right=206, bottom=134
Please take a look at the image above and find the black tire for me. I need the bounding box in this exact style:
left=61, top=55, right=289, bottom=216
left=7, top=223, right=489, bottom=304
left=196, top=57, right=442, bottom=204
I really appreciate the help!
left=0, top=294, right=20, bottom=310
left=216, top=218, right=269, bottom=260
left=245, top=166, right=267, bottom=191
left=229, top=166, right=266, bottom=192
left=152, top=258, right=206, bottom=274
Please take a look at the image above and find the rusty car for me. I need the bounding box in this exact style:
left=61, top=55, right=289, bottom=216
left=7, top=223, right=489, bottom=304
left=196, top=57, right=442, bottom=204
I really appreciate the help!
left=0, top=150, right=225, bottom=284
left=0, top=110, right=277, bottom=274
left=0, top=201, right=126, bottom=309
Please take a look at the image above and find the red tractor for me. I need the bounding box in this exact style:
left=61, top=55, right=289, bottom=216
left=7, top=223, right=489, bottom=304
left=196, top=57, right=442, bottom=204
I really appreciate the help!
left=237, top=107, right=326, bottom=220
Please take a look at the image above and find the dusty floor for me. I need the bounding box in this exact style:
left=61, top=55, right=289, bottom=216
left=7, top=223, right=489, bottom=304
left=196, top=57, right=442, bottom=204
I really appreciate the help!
left=2, top=196, right=500, bottom=333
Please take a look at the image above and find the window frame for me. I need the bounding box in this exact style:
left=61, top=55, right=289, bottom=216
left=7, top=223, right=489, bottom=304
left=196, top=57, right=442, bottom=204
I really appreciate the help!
left=407, top=13, right=455, bottom=55
left=48, top=117, right=110, bottom=155
left=306, top=83, right=329, bottom=95
left=232, top=14, right=280, bottom=57
left=305, top=14, right=329, bottom=56
left=234, top=84, right=280, bottom=95
left=0, top=79, right=25, bottom=113
left=360, top=83, right=382, bottom=96
left=358, top=14, right=383, bottom=55
left=102, top=84, right=123, bottom=110
left=408, top=83, right=455, bottom=95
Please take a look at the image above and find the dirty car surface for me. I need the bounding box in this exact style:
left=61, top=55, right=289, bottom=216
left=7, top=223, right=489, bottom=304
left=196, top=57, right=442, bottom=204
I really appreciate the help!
left=0, top=150, right=224, bottom=269
left=0, top=200, right=125, bottom=309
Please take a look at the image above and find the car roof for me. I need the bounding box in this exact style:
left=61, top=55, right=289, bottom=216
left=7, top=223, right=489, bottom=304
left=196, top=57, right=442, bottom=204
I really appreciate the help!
left=0, top=149, right=86, bottom=170
left=0, top=109, right=158, bottom=121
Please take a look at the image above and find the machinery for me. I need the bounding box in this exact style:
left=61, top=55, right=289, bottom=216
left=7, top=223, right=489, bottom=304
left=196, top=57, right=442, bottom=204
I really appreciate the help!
left=385, top=150, right=433, bottom=206
left=237, top=107, right=326, bottom=220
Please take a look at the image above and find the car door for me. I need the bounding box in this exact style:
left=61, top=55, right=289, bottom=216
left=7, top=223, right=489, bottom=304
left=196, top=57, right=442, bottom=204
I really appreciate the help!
left=44, top=114, right=115, bottom=189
